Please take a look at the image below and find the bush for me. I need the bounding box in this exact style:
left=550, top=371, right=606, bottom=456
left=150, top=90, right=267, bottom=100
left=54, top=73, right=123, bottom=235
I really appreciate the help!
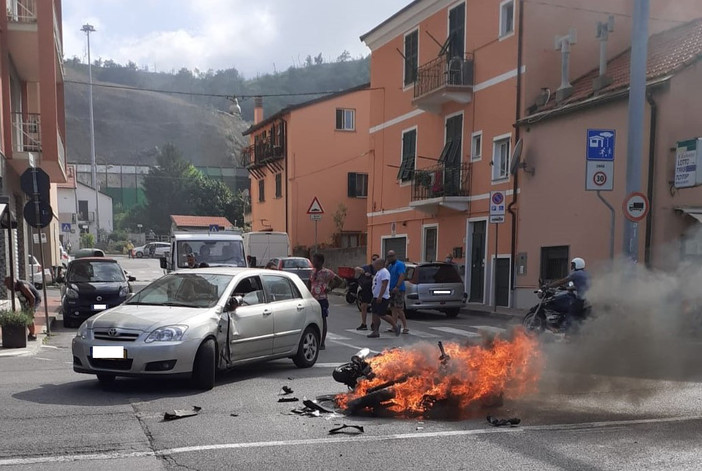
left=106, top=240, right=129, bottom=254
left=0, top=310, right=34, bottom=327
left=108, top=230, right=128, bottom=242
left=80, top=233, right=95, bottom=248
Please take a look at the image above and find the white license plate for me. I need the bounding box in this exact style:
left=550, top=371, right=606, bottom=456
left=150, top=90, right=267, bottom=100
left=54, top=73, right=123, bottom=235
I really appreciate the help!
left=92, top=346, right=126, bottom=359
left=93, top=304, right=107, bottom=310
left=432, top=290, right=452, bottom=295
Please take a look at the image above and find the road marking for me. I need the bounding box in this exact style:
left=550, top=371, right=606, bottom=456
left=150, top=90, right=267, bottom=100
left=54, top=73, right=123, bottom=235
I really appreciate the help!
left=35, top=357, right=53, bottom=361
left=326, top=337, right=380, bottom=354
left=313, top=362, right=342, bottom=368
left=473, top=326, right=507, bottom=335
left=430, top=327, right=481, bottom=338
left=405, top=330, right=440, bottom=339
left=41, top=345, right=59, bottom=349
left=325, top=333, right=351, bottom=341
left=2, top=415, right=701, bottom=466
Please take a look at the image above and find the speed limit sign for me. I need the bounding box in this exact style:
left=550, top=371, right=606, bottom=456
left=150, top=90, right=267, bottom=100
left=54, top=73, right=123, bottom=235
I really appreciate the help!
left=586, top=161, right=614, bottom=191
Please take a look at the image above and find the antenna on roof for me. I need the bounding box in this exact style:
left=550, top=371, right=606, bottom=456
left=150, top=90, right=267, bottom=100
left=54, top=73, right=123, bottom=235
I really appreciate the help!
left=594, top=16, right=615, bottom=91
left=554, top=28, right=577, bottom=102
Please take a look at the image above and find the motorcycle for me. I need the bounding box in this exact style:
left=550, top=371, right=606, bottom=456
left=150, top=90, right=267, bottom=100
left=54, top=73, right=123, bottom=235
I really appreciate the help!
left=522, top=282, right=590, bottom=334
left=345, top=278, right=360, bottom=305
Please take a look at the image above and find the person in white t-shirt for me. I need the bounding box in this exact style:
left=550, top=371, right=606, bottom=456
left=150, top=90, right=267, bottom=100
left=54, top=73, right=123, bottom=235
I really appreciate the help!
left=367, top=258, right=401, bottom=338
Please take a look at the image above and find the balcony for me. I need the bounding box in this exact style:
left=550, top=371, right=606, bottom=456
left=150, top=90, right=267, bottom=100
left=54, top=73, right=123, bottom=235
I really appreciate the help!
left=412, top=54, right=474, bottom=114
left=9, top=112, right=66, bottom=182
left=410, top=162, right=471, bottom=213
left=240, top=122, right=287, bottom=177
left=7, top=0, right=37, bottom=23
left=12, top=112, right=41, bottom=153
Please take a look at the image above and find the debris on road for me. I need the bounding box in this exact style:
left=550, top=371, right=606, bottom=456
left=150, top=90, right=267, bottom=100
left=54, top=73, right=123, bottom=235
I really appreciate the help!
left=303, top=398, right=334, bottom=414
left=278, top=397, right=300, bottom=403
left=329, top=424, right=364, bottom=435
left=230, top=413, right=239, bottom=417
left=486, top=415, right=520, bottom=427
left=279, top=385, right=294, bottom=395
left=163, top=406, right=202, bottom=421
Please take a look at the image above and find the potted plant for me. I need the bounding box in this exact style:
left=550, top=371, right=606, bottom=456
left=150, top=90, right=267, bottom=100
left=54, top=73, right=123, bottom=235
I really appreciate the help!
left=0, top=310, right=33, bottom=348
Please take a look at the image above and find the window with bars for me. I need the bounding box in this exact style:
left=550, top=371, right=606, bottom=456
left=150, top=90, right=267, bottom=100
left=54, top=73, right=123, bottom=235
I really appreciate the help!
left=404, top=30, right=418, bottom=86
left=275, top=173, right=282, bottom=198
left=398, top=129, right=417, bottom=182
left=335, top=109, right=355, bottom=131
left=347, top=172, right=368, bottom=198
left=540, top=246, right=569, bottom=283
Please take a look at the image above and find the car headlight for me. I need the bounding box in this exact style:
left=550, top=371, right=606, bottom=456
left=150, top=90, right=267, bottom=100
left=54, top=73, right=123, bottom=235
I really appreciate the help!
left=66, top=287, right=79, bottom=299
left=119, top=286, right=129, bottom=297
left=77, top=322, right=89, bottom=339
left=145, top=325, right=188, bottom=343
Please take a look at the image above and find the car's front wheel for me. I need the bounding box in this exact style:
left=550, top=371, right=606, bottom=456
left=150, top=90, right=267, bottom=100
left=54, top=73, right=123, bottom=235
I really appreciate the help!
left=136, top=251, right=143, bottom=258
left=191, top=339, right=216, bottom=390
left=292, top=327, right=319, bottom=368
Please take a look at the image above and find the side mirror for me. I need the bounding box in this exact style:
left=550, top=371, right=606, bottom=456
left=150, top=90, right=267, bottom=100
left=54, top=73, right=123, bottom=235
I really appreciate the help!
left=159, top=257, right=167, bottom=269
left=225, top=295, right=242, bottom=311
left=128, top=276, right=136, bottom=282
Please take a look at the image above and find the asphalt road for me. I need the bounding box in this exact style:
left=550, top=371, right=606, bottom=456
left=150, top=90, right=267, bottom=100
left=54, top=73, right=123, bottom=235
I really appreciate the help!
left=2, top=257, right=702, bottom=470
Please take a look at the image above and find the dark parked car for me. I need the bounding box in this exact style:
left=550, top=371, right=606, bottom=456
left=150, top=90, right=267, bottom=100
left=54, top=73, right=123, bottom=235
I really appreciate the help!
left=60, top=258, right=135, bottom=328
left=73, top=248, right=106, bottom=259
left=268, top=257, right=313, bottom=287
left=403, top=262, right=467, bottom=317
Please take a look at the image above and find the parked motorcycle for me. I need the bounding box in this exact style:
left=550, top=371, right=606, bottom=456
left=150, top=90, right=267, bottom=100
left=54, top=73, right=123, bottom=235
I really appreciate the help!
left=522, top=283, right=590, bottom=334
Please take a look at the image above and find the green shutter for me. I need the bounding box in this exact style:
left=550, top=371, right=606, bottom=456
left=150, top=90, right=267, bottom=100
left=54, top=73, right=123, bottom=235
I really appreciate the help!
left=348, top=173, right=357, bottom=197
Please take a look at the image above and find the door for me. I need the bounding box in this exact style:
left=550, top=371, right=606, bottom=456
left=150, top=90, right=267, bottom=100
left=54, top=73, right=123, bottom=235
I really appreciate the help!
left=261, top=275, right=306, bottom=354
left=382, top=237, right=407, bottom=261
left=227, top=276, right=274, bottom=361
left=469, top=221, right=485, bottom=302
left=444, top=115, right=463, bottom=195
left=495, top=258, right=510, bottom=307
left=423, top=226, right=438, bottom=262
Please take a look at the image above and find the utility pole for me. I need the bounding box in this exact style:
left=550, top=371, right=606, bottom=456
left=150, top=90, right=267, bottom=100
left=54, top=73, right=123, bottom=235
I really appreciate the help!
left=82, top=24, right=100, bottom=241
left=623, top=0, right=650, bottom=260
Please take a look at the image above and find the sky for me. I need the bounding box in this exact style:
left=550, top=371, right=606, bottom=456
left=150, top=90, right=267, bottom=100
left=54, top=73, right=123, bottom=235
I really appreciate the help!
left=62, top=0, right=413, bottom=77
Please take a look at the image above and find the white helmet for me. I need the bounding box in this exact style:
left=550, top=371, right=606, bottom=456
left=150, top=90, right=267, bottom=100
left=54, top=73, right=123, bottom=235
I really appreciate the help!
left=571, top=257, right=585, bottom=270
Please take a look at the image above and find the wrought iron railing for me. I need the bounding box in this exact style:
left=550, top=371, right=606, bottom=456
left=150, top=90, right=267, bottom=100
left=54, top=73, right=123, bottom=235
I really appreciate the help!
left=240, top=122, right=286, bottom=168
left=11, top=112, right=41, bottom=153
left=411, top=162, right=471, bottom=201
left=7, top=0, right=37, bottom=23
left=414, top=54, right=474, bottom=99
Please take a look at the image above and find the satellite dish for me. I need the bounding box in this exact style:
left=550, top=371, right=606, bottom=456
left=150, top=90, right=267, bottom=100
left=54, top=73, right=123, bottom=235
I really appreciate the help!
left=509, top=139, right=524, bottom=176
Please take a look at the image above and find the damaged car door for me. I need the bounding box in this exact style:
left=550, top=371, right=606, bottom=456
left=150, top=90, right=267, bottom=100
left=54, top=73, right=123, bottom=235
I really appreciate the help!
left=261, top=274, right=305, bottom=354
left=225, top=275, right=274, bottom=362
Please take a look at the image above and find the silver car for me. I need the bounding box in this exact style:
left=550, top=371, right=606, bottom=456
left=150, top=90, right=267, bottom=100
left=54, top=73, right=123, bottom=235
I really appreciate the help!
left=72, top=268, right=323, bottom=389
left=404, top=262, right=467, bottom=317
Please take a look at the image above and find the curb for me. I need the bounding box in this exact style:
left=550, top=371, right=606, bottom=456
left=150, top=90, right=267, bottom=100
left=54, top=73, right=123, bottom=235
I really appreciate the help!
left=0, top=316, right=56, bottom=357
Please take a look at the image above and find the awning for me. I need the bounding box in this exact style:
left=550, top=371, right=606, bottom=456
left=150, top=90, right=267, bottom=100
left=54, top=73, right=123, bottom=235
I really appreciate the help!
left=675, top=207, right=702, bottom=224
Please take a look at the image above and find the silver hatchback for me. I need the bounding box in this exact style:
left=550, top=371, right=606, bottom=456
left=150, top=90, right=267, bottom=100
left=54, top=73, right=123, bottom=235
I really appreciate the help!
left=404, top=263, right=467, bottom=317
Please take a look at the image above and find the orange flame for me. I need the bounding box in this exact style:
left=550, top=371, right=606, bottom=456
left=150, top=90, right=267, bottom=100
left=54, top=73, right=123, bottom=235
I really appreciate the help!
left=336, top=329, right=542, bottom=416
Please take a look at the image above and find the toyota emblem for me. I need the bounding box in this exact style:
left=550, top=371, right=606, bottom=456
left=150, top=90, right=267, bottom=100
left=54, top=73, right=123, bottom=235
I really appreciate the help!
left=108, top=328, right=118, bottom=337
left=96, top=296, right=103, bottom=301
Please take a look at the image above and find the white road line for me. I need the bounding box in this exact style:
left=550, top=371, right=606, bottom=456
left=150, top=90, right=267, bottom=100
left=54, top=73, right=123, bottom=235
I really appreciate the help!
left=312, top=363, right=342, bottom=368
left=325, top=333, right=351, bottom=341
left=41, top=345, right=59, bottom=349
left=430, top=327, right=481, bottom=338
left=326, top=337, right=380, bottom=354
left=473, top=326, right=507, bottom=335
left=35, top=357, right=53, bottom=361
left=405, top=330, right=440, bottom=339
left=2, top=415, right=700, bottom=466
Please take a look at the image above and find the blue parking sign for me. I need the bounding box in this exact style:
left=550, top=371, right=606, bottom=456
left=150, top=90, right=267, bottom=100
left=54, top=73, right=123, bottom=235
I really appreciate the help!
left=587, top=129, right=615, bottom=161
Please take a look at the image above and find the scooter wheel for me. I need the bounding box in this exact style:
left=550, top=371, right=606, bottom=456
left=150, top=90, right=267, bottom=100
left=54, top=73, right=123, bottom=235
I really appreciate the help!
left=345, top=292, right=356, bottom=304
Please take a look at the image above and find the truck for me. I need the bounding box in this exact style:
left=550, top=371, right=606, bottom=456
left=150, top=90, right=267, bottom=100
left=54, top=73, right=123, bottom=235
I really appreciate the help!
left=243, top=231, right=290, bottom=268
left=160, top=231, right=247, bottom=272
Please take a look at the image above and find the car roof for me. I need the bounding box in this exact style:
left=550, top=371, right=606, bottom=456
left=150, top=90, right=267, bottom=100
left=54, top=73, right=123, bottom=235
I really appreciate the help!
left=70, top=257, right=117, bottom=263
left=172, top=267, right=298, bottom=278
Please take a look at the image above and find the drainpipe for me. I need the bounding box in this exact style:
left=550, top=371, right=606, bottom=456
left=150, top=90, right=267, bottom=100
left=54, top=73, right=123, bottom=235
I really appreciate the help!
left=282, top=118, right=289, bottom=238
left=644, top=92, right=657, bottom=267
left=507, top=0, right=524, bottom=294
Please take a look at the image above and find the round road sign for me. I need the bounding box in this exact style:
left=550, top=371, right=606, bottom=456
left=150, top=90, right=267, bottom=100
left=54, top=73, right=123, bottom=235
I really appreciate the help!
left=622, top=192, right=649, bottom=222
left=491, top=192, right=504, bottom=205
left=593, top=171, right=607, bottom=187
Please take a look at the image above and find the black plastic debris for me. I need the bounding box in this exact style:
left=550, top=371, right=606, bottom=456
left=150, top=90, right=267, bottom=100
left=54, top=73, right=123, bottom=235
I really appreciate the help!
left=164, top=406, right=202, bottom=421
left=303, top=399, right=334, bottom=414
left=230, top=413, right=239, bottom=417
left=329, top=424, right=364, bottom=435
left=486, top=415, right=521, bottom=427
left=278, top=397, right=300, bottom=403
left=279, top=386, right=294, bottom=395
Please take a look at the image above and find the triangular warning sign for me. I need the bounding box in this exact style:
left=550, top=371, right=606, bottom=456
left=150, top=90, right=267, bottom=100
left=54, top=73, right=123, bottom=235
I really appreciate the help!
left=307, top=197, right=324, bottom=214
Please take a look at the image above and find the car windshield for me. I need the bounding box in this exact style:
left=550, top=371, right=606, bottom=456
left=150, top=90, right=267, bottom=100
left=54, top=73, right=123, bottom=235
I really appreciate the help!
left=67, top=261, right=126, bottom=283
left=176, top=240, right=246, bottom=268
left=417, top=265, right=462, bottom=283
left=281, top=259, right=311, bottom=269
left=127, top=273, right=233, bottom=308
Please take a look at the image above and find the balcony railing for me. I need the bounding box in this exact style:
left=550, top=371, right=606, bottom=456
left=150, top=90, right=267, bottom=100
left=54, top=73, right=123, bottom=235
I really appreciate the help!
left=411, top=162, right=471, bottom=202
left=240, top=122, right=287, bottom=168
left=11, top=112, right=41, bottom=153
left=413, top=54, right=474, bottom=99
left=7, top=0, right=37, bottom=23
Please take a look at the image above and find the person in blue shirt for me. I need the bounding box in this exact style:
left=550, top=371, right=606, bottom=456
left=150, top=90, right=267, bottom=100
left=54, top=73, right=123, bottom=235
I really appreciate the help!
left=386, top=250, right=409, bottom=334
left=547, top=257, right=590, bottom=332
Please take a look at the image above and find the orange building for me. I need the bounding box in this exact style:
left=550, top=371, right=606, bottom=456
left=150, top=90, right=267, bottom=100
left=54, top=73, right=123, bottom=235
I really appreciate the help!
left=1, top=0, right=66, bottom=292
left=362, top=0, right=700, bottom=308
left=241, top=85, right=371, bottom=252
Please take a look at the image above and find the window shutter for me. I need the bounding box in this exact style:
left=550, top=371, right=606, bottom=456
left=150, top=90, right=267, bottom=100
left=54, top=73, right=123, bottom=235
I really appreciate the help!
left=336, top=109, right=343, bottom=130
left=348, top=173, right=357, bottom=197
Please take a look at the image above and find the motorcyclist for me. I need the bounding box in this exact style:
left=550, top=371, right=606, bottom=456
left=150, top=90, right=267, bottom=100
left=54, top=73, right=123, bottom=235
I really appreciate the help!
left=546, top=257, right=590, bottom=332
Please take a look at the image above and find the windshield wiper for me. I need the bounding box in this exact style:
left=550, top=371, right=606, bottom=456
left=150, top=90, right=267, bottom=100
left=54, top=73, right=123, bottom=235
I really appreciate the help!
left=161, top=302, right=201, bottom=308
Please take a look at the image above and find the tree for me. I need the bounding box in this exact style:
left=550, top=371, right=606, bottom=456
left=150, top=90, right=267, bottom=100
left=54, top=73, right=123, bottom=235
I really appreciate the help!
left=314, top=53, right=324, bottom=65
left=336, top=50, right=351, bottom=62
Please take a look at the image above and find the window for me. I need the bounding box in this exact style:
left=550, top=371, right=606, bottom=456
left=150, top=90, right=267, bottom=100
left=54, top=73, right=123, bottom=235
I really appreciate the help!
left=335, top=109, right=355, bottom=131
left=404, top=30, right=418, bottom=86
left=262, top=275, right=299, bottom=302
left=448, top=3, right=465, bottom=58
left=78, top=200, right=89, bottom=221
left=232, top=276, right=265, bottom=306
left=275, top=173, right=282, bottom=198
left=347, top=172, right=368, bottom=198
left=398, top=129, right=417, bottom=182
left=499, top=0, right=515, bottom=38
left=471, top=132, right=482, bottom=161
left=540, top=246, right=569, bottom=283
left=258, top=179, right=265, bottom=202
left=492, top=136, right=511, bottom=181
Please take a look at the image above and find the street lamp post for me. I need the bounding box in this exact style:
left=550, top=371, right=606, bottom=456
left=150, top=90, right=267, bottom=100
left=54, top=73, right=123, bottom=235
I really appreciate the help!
left=81, top=24, right=100, bottom=241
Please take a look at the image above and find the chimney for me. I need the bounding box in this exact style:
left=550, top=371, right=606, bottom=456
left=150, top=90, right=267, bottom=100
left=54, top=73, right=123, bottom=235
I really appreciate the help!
left=254, top=96, right=263, bottom=124
left=554, top=28, right=577, bottom=103
left=593, top=16, right=615, bottom=92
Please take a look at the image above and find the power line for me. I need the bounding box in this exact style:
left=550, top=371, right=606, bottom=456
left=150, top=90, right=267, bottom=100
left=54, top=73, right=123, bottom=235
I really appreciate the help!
left=523, top=0, right=687, bottom=25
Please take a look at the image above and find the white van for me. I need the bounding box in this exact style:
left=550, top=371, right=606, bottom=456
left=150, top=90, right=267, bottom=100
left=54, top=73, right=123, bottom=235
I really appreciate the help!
left=161, top=232, right=247, bottom=272
left=243, top=231, right=290, bottom=267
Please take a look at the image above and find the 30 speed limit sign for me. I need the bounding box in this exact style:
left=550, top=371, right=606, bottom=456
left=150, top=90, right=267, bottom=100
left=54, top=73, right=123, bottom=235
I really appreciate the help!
left=586, top=161, right=614, bottom=191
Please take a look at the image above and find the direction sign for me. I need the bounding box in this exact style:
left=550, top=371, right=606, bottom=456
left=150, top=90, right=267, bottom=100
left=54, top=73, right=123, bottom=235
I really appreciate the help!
left=23, top=200, right=53, bottom=228
left=622, top=192, right=649, bottom=222
left=587, top=129, right=616, bottom=161
left=20, top=167, right=50, bottom=202
left=489, top=191, right=506, bottom=224
left=306, top=197, right=324, bottom=214
left=209, top=224, right=220, bottom=232
left=61, top=223, right=72, bottom=233
left=586, top=160, right=614, bottom=191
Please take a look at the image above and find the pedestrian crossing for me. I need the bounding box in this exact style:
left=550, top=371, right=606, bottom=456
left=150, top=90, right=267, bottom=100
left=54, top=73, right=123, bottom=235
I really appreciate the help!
left=327, top=324, right=507, bottom=341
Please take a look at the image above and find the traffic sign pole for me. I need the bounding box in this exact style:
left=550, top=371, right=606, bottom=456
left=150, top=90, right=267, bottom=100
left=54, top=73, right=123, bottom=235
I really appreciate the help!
left=31, top=169, right=51, bottom=336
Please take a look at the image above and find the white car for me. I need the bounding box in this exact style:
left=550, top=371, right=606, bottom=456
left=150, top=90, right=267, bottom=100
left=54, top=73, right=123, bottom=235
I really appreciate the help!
left=27, top=255, right=52, bottom=288
left=133, top=242, right=169, bottom=258
left=72, top=268, right=323, bottom=389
